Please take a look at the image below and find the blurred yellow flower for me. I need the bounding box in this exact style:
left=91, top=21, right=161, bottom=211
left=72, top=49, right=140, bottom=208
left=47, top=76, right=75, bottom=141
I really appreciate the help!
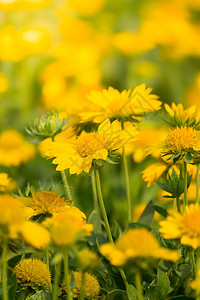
left=0, top=0, right=52, bottom=11
left=0, top=173, right=11, bottom=192
left=100, top=228, right=179, bottom=266
left=78, top=249, right=99, bottom=270
left=141, top=161, right=169, bottom=187
left=63, top=272, right=100, bottom=298
left=13, top=259, right=51, bottom=287
left=45, top=119, right=138, bottom=174
left=159, top=204, right=200, bottom=249
left=191, top=269, right=200, bottom=291
left=0, top=129, right=35, bottom=166
left=44, top=211, right=93, bottom=246
left=66, top=0, right=105, bottom=16
left=0, top=72, right=9, bottom=93
left=81, top=84, right=161, bottom=123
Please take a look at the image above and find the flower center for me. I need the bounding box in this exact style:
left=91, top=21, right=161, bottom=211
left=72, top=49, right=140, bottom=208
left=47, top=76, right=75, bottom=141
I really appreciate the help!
left=165, top=126, right=197, bottom=151
left=183, top=211, right=200, bottom=238
left=76, top=133, right=107, bottom=157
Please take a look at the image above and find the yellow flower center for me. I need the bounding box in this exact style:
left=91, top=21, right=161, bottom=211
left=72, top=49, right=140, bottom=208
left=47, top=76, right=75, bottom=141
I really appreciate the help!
left=0, top=130, right=24, bottom=149
left=76, top=132, right=107, bottom=157
left=183, top=211, right=200, bottom=238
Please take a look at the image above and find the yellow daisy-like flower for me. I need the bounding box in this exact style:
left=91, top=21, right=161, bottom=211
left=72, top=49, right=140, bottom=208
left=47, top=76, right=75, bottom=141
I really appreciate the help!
left=63, top=272, right=100, bottom=298
left=45, top=118, right=138, bottom=174
left=80, top=84, right=161, bottom=123
left=141, top=161, right=169, bottom=187
left=13, top=259, right=51, bottom=287
left=0, top=129, right=35, bottom=166
left=19, top=191, right=72, bottom=216
left=100, top=228, right=179, bottom=266
left=162, top=126, right=200, bottom=153
left=159, top=204, right=200, bottom=249
left=44, top=212, right=93, bottom=246
left=164, top=102, right=200, bottom=127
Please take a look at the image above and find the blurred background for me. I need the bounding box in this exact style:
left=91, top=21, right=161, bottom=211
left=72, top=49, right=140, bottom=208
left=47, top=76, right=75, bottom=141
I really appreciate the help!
left=1, top=0, right=200, bottom=226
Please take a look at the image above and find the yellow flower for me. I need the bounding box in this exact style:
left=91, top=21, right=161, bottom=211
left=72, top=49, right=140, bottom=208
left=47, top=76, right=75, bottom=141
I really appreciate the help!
left=45, top=119, right=138, bottom=174
left=100, top=228, right=179, bottom=266
left=20, top=221, right=50, bottom=249
left=0, top=0, right=52, bottom=11
left=44, top=212, right=93, bottom=246
left=0, top=72, right=9, bottom=93
left=66, top=0, right=104, bottom=16
left=162, top=126, right=200, bottom=153
left=78, top=249, right=99, bottom=270
left=0, top=129, right=35, bottom=166
left=159, top=204, right=200, bottom=249
left=0, top=173, right=11, bottom=192
left=63, top=272, right=100, bottom=298
left=164, top=102, right=200, bottom=127
left=191, top=269, right=200, bottom=291
left=19, top=191, right=72, bottom=216
left=81, top=84, right=161, bottom=123
left=13, top=259, right=51, bottom=287
left=141, top=161, right=169, bottom=187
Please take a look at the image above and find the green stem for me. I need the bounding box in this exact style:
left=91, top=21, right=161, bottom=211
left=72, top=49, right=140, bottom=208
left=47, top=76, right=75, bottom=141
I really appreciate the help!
left=176, top=197, right=181, bottom=213
left=80, top=272, right=85, bottom=300
left=183, top=161, right=188, bottom=212
left=91, top=170, right=99, bottom=213
left=60, top=170, right=72, bottom=200
left=52, top=260, right=61, bottom=300
left=196, top=164, right=200, bottom=206
left=192, top=250, right=197, bottom=279
left=122, top=146, right=132, bottom=224
left=135, top=271, right=143, bottom=300
left=2, top=237, right=8, bottom=300
left=94, top=167, right=113, bottom=243
left=64, top=250, right=73, bottom=300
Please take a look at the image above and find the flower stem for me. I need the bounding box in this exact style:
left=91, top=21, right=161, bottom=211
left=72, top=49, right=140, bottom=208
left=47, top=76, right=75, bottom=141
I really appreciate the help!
left=135, top=271, right=143, bottom=300
left=176, top=196, right=181, bottom=213
left=80, top=272, right=85, bottom=300
left=91, top=170, right=99, bottom=213
left=122, top=146, right=132, bottom=224
left=94, top=167, right=113, bottom=243
left=64, top=250, right=73, bottom=300
left=52, top=260, right=61, bottom=300
left=183, top=161, right=188, bottom=212
left=2, top=237, right=8, bottom=300
left=60, top=170, right=72, bottom=200
left=196, top=164, right=200, bottom=206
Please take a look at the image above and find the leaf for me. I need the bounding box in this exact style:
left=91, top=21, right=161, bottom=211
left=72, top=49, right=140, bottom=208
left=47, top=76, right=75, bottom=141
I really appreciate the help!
left=151, top=205, right=168, bottom=218
left=27, top=291, right=46, bottom=300
left=111, top=220, right=122, bottom=240
left=88, top=210, right=103, bottom=234
left=127, top=284, right=138, bottom=300
left=146, top=269, right=170, bottom=300
left=175, top=263, right=193, bottom=279
left=106, top=289, right=128, bottom=300
left=183, top=152, right=192, bottom=164
left=128, top=222, right=151, bottom=231
left=137, top=200, right=154, bottom=226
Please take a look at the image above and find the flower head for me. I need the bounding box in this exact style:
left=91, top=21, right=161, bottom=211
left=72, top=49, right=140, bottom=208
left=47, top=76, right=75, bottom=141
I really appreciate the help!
left=13, top=259, right=51, bottom=288
left=159, top=204, right=200, bottom=249
left=0, top=173, right=12, bottom=192
left=45, top=118, right=138, bottom=174
left=78, top=249, right=99, bottom=270
left=80, top=84, right=161, bottom=123
left=63, top=272, right=100, bottom=298
left=191, top=269, right=200, bottom=291
left=0, top=129, right=35, bottom=166
left=100, top=228, right=179, bottom=266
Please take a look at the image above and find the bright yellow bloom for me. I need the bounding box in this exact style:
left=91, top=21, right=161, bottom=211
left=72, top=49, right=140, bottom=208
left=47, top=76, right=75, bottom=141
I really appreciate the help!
left=63, top=272, right=100, bottom=298
left=19, top=191, right=73, bottom=216
left=81, top=84, right=161, bottom=123
left=45, top=119, right=138, bottom=174
left=0, top=173, right=11, bottom=192
left=66, top=0, right=104, bottom=16
left=164, top=102, right=200, bottom=127
left=0, top=0, right=52, bottom=11
left=78, top=249, right=99, bottom=270
left=20, top=221, right=50, bottom=249
left=159, top=204, right=200, bottom=249
left=44, top=212, right=93, bottom=246
left=141, top=161, right=168, bottom=187
left=162, top=126, right=200, bottom=153
left=0, top=129, right=35, bottom=166
left=13, top=259, right=51, bottom=287
left=0, top=72, right=9, bottom=93
left=100, top=228, right=179, bottom=266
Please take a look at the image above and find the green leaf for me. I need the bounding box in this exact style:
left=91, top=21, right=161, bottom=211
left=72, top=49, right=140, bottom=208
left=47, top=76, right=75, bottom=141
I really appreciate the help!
left=88, top=210, right=103, bottom=234
left=27, top=291, right=46, bottom=300
left=183, top=152, right=192, bottom=164
left=175, top=263, right=193, bottom=279
left=146, top=269, right=170, bottom=300
left=127, top=284, right=138, bottom=300
left=151, top=205, right=168, bottom=218
left=137, top=200, right=154, bottom=226
left=106, top=289, right=127, bottom=300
